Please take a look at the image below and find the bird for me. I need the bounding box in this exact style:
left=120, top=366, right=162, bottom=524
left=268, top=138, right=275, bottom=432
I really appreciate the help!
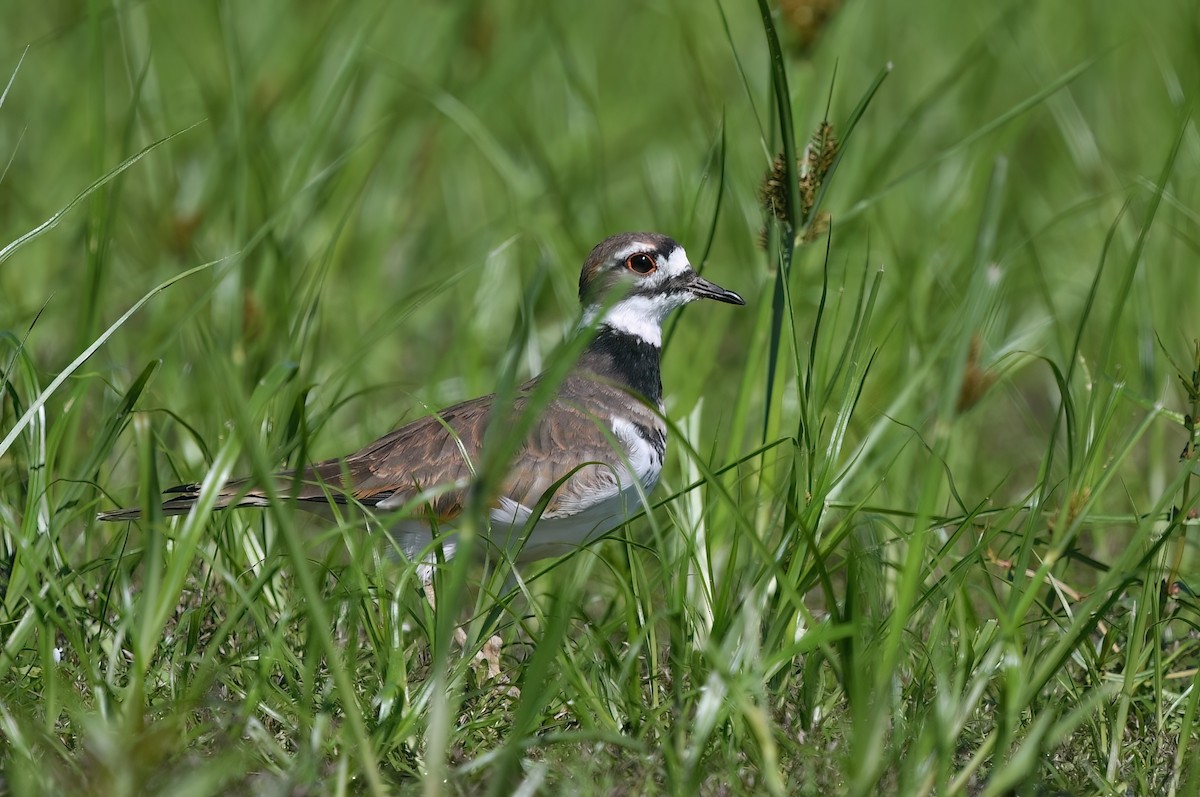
left=99, top=232, right=745, bottom=582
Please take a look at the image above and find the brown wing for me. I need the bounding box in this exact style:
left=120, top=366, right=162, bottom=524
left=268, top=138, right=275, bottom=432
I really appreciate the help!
left=98, top=376, right=640, bottom=523
left=300, top=384, right=636, bottom=520
left=296, top=392, right=497, bottom=519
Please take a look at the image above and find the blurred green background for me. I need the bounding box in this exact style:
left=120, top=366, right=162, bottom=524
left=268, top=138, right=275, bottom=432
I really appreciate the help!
left=3, top=1, right=1195, bottom=427
left=2, top=0, right=1199, bottom=794
left=3, top=1, right=1196, bottom=495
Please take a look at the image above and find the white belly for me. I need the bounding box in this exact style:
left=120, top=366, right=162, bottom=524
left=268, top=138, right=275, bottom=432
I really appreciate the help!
left=391, top=473, right=657, bottom=570
left=492, top=476, right=658, bottom=561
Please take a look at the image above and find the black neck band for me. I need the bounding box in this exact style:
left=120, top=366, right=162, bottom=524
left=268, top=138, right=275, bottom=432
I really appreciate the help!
left=578, top=325, right=663, bottom=405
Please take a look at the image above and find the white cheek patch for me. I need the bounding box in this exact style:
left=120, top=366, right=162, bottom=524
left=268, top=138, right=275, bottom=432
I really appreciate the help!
left=659, top=246, right=692, bottom=278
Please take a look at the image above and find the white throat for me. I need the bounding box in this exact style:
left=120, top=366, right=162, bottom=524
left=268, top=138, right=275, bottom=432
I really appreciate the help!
left=580, top=293, right=679, bottom=347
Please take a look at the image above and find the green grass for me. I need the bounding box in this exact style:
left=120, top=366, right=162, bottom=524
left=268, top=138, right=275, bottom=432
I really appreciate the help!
left=2, top=1, right=1199, bottom=794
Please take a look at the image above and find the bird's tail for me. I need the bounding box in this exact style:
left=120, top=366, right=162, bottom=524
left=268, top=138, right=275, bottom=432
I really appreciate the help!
left=96, top=481, right=268, bottom=522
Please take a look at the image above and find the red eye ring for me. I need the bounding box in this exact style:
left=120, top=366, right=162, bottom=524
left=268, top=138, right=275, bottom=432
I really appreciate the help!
left=626, top=253, right=657, bottom=274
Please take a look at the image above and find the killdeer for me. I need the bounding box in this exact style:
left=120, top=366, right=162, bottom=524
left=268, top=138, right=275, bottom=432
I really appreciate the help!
left=99, top=232, right=744, bottom=582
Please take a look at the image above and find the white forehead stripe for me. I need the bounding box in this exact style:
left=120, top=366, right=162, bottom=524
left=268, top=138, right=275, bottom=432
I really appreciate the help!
left=612, top=240, right=657, bottom=261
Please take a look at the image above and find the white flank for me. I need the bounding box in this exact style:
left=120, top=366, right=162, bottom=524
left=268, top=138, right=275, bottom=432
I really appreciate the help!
left=610, top=416, right=663, bottom=485
left=491, top=495, right=533, bottom=526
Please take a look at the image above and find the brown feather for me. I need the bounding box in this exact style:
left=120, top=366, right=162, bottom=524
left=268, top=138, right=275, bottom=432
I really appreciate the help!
left=98, top=371, right=661, bottom=525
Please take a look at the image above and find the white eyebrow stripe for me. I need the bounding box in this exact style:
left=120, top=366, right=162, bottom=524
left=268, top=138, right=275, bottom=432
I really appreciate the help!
left=612, top=241, right=659, bottom=262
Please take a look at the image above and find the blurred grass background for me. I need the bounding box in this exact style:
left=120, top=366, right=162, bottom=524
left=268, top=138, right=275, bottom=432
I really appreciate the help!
left=2, top=1, right=1199, bottom=794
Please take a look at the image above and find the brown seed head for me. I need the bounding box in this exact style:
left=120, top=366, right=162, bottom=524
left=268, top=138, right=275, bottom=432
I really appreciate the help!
left=778, top=0, right=844, bottom=54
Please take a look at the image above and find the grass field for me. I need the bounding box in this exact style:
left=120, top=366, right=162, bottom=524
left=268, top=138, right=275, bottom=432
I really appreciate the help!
left=2, top=1, right=1199, bottom=794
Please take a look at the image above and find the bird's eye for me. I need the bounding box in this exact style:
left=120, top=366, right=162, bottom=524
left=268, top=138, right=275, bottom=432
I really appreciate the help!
left=625, top=253, right=657, bottom=274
